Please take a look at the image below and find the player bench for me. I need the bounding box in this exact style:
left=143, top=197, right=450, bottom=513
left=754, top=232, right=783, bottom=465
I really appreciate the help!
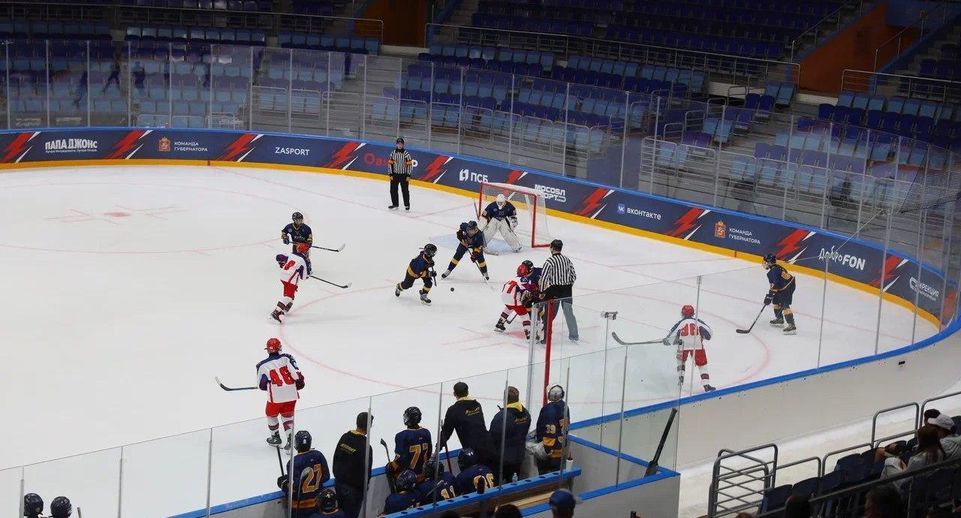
left=383, top=466, right=581, bottom=517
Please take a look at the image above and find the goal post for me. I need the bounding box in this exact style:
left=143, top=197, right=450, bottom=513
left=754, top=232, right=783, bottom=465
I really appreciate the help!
left=477, top=182, right=552, bottom=249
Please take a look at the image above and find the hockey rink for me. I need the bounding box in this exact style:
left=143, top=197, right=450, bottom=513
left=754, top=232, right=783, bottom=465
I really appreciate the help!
left=0, top=164, right=938, bottom=517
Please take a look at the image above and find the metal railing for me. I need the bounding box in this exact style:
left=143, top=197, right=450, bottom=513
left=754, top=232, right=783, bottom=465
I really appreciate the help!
left=425, top=23, right=801, bottom=87
left=840, top=68, right=961, bottom=103
left=788, top=0, right=865, bottom=62
left=873, top=0, right=956, bottom=72
left=709, top=445, right=778, bottom=517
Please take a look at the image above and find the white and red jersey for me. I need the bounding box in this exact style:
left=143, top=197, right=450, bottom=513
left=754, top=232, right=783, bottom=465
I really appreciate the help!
left=501, top=276, right=537, bottom=307
left=256, top=353, right=303, bottom=404
left=280, top=254, right=309, bottom=285
left=666, top=317, right=713, bottom=350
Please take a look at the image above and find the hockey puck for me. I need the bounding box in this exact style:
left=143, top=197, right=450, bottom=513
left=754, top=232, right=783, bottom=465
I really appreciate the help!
left=450, top=287, right=455, bottom=292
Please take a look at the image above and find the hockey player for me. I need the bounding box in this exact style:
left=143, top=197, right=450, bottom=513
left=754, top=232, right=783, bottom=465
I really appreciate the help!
left=395, top=244, right=437, bottom=305
left=258, top=338, right=305, bottom=448
left=383, top=470, right=419, bottom=514
left=309, top=489, right=346, bottom=518
left=531, top=385, right=569, bottom=474
left=23, top=493, right=43, bottom=518
left=388, top=407, right=433, bottom=482
left=763, top=253, right=797, bottom=334
left=441, top=221, right=488, bottom=280
left=665, top=305, right=716, bottom=392
left=282, top=212, right=313, bottom=253
left=481, top=193, right=522, bottom=252
left=278, top=431, right=330, bottom=517
left=50, top=496, right=72, bottom=518
left=454, top=448, right=496, bottom=495
left=495, top=260, right=540, bottom=339
left=417, top=458, right=458, bottom=504
left=272, top=243, right=312, bottom=323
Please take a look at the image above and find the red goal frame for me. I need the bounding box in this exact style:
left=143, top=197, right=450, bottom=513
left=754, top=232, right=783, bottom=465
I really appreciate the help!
left=476, top=182, right=551, bottom=248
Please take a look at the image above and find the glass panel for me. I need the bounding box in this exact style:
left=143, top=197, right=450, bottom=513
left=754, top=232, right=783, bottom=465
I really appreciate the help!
left=251, top=47, right=293, bottom=133
left=8, top=39, right=47, bottom=128
left=121, top=429, right=211, bottom=517
left=47, top=40, right=88, bottom=127
left=324, top=51, right=360, bottom=138
left=288, top=48, right=330, bottom=136
left=208, top=43, right=251, bottom=130
left=0, top=467, right=23, bottom=516
left=22, top=448, right=121, bottom=517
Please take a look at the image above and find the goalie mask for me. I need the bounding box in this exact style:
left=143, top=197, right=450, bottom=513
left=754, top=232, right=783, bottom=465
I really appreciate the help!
left=495, top=193, right=506, bottom=207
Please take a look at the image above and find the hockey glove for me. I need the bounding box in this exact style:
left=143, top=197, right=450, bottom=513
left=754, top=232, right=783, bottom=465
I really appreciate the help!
left=763, top=292, right=774, bottom=305
left=283, top=235, right=290, bottom=245
left=509, top=216, right=518, bottom=229
left=295, top=376, right=305, bottom=390
left=674, top=336, right=683, bottom=346
left=277, top=475, right=289, bottom=490
left=662, top=337, right=672, bottom=346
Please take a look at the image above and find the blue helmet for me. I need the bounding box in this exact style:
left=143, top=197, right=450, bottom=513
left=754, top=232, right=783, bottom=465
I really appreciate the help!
left=457, top=448, right=477, bottom=470
left=319, top=488, right=337, bottom=512
left=424, top=456, right=445, bottom=479
left=294, top=430, right=312, bottom=452
left=396, top=470, right=418, bottom=492
left=467, top=220, right=478, bottom=230
left=50, top=496, right=71, bottom=518
left=459, top=222, right=469, bottom=232
left=23, top=493, right=43, bottom=517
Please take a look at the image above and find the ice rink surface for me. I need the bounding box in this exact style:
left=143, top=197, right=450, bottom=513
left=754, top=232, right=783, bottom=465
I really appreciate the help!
left=0, top=165, right=936, bottom=516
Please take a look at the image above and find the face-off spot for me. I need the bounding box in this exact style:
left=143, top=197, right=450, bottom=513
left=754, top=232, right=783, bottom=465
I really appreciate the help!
left=103, top=211, right=132, bottom=218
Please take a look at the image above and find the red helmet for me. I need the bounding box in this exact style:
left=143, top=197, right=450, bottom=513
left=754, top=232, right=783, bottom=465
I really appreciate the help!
left=517, top=260, right=534, bottom=277
left=295, top=242, right=310, bottom=255
left=681, top=305, right=695, bottom=318
left=266, top=338, right=282, bottom=353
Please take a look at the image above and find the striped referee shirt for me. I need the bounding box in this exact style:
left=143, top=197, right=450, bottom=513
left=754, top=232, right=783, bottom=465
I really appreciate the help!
left=539, top=252, right=576, bottom=291
left=387, top=149, right=413, bottom=176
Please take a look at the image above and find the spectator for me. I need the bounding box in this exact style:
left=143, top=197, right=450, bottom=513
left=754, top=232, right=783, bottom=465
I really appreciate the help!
left=532, top=385, right=570, bottom=474
left=440, top=382, right=497, bottom=465
left=907, top=425, right=946, bottom=471
left=876, top=442, right=907, bottom=479
left=23, top=493, right=43, bottom=518
left=489, top=386, right=532, bottom=483
left=279, top=431, right=330, bottom=518
left=495, top=504, right=523, bottom=518
left=538, top=239, right=578, bottom=342
left=333, top=412, right=373, bottom=518
left=549, top=489, right=576, bottom=518
left=383, top=470, right=419, bottom=514
left=50, top=496, right=72, bottom=518
left=309, top=488, right=346, bottom=518
left=864, top=485, right=906, bottom=518
left=928, top=414, right=961, bottom=459
left=784, top=494, right=811, bottom=518
left=102, top=55, right=121, bottom=94
left=924, top=408, right=942, bottom=421
left=132, top=61, right=146, bottom=96
left=73, top=71, right=87, bottom=109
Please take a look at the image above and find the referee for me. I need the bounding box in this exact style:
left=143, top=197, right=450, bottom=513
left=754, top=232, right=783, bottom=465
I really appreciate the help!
left=539, top=239, right=579, bottom=342
left=387, top=137, right=413, bottom=211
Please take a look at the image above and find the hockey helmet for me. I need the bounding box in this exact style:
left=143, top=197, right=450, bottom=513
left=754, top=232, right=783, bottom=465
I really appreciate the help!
left=265, top=337, right=282, bottom=353
left=457, top=448, right=478, bottom=470
left=292, top=211, right=304, bottom=222
left=396, top=470, right=418, bottom=492
left=275, top=253, right=289, bottom=266
left=424, top=457, right=445, bottom=479
left=50, top=496, right=72, bottom=518
left=295, top=242, right=311, bottom=255
left=403, top=406, right=422, bottom=427
left=459, top=222, right=469, bottom=232
left=466, top=220, right=479, bottom=231
left=547, top=384, right=565, bottom=402
left=423, top=243, right=437, bottom=257
left=294, top=430, right=312, bottom=452
left=319, top=488, right=338, bottom=512
left=495, top=193, right=506, bottom=206
left=517, top=260, right=533, bottom=277
left=23, top=493, right=43, bottom=517
left=681, top=304, right=695, bottom=318
left=762, top=253, right=777, bottom=268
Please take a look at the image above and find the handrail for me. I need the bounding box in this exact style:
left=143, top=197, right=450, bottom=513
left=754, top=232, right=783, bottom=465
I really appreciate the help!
left=873, top=1, right=952, bottom=71
left=921, top=389, right=961, bottom=417
left=871, top=402, right=920, bottom=446
left=788, top=0, right=864, bottom=63
left=424, top=22, right=800, bottom=85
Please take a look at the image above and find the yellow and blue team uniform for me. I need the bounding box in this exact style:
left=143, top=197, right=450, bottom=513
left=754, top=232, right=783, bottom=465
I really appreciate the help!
left=765, top=261, right=796, bottom=330
left=443, top=224, right=488, bottom=279
left=482, top=201, right=517, bottom=222
left=383, top=491, right=419, bottom=514
left=416, top=472, right=457, bottom=505
left=282, top=450, right=330, bottom=517
left=390, top=428, right=433, bottom=481
left=454, top=464, right=496, bottom=495
left=536, top=400, right=569, bottom=473
left=282, top=222, right=313, bottom=253
left=396, top=246, right=437, bottom=304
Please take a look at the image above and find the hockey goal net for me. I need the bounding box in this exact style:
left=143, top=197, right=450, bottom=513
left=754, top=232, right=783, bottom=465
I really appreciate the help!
left=477, top=182, right=552, bottom=249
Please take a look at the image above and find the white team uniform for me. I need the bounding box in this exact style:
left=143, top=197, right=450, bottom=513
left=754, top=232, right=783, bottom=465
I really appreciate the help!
left=256, top=353, right=303, bottom=404
left=482, top=201, right=522, bottom=252
left=665, top=317, right=714, bottom=391
left=496, top=276, right=539, bottom=337
left=280, top=254, right=309, bottom=287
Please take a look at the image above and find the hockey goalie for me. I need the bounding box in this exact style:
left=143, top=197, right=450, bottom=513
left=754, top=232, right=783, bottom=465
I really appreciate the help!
left=481, top=194, right=522, bottom=253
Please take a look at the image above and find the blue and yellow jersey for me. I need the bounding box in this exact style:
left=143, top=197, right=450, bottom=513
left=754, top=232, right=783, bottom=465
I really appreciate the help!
left=392, top=427, right=433, bottom=476
left=536, top=401, right=570, bottom=460
left=454, top=464, right=496, bottom=495
left=282, top=222, right=313, bottom=245
left=767, top=264, right=795, bottom=292
left=407, top=253, right=435, bottom=279
left=416, top=472, right=457, bottom=504
left=285, top=449, right=330, bottom=510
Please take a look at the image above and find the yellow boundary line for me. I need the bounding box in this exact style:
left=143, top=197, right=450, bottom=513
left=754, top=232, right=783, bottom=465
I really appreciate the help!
left=3, top=158, right=941, bottom=326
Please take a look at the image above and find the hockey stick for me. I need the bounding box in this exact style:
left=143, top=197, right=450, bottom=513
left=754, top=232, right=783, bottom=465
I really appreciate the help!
left=311, top=243, right=346, bottom=252
left=644, top=407, right=678, bottom=477
left=309, top=275, right=352, bottom=289
left=276, top=444, right=286, bottom=476
left=215, top=376, right=258, bottom=391
left=443, top=444, right=454, bottom=473
left=735, top=304, right=768, bottom=334
left=379, top=438, right=397, bottom=493
left=611, top=332, right=666, bottom=346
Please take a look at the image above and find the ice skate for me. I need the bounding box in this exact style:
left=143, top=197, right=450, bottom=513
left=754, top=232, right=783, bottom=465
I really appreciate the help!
left=441, top=270, right=451, bottom=279
left=270, top=310, right=283, bottom=323
left=769, top=317, right=784, bottom=327
left=783, top=324, right=797, bottom=335
left=395, top=283, right=402, bottom=297
left=495, top=319, right=506, bottom=332
left=419, top=291, right=431, bottom=305
left=266, top=432, right=282, bottom=447
left=704, top=384, right=716, bottom=392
